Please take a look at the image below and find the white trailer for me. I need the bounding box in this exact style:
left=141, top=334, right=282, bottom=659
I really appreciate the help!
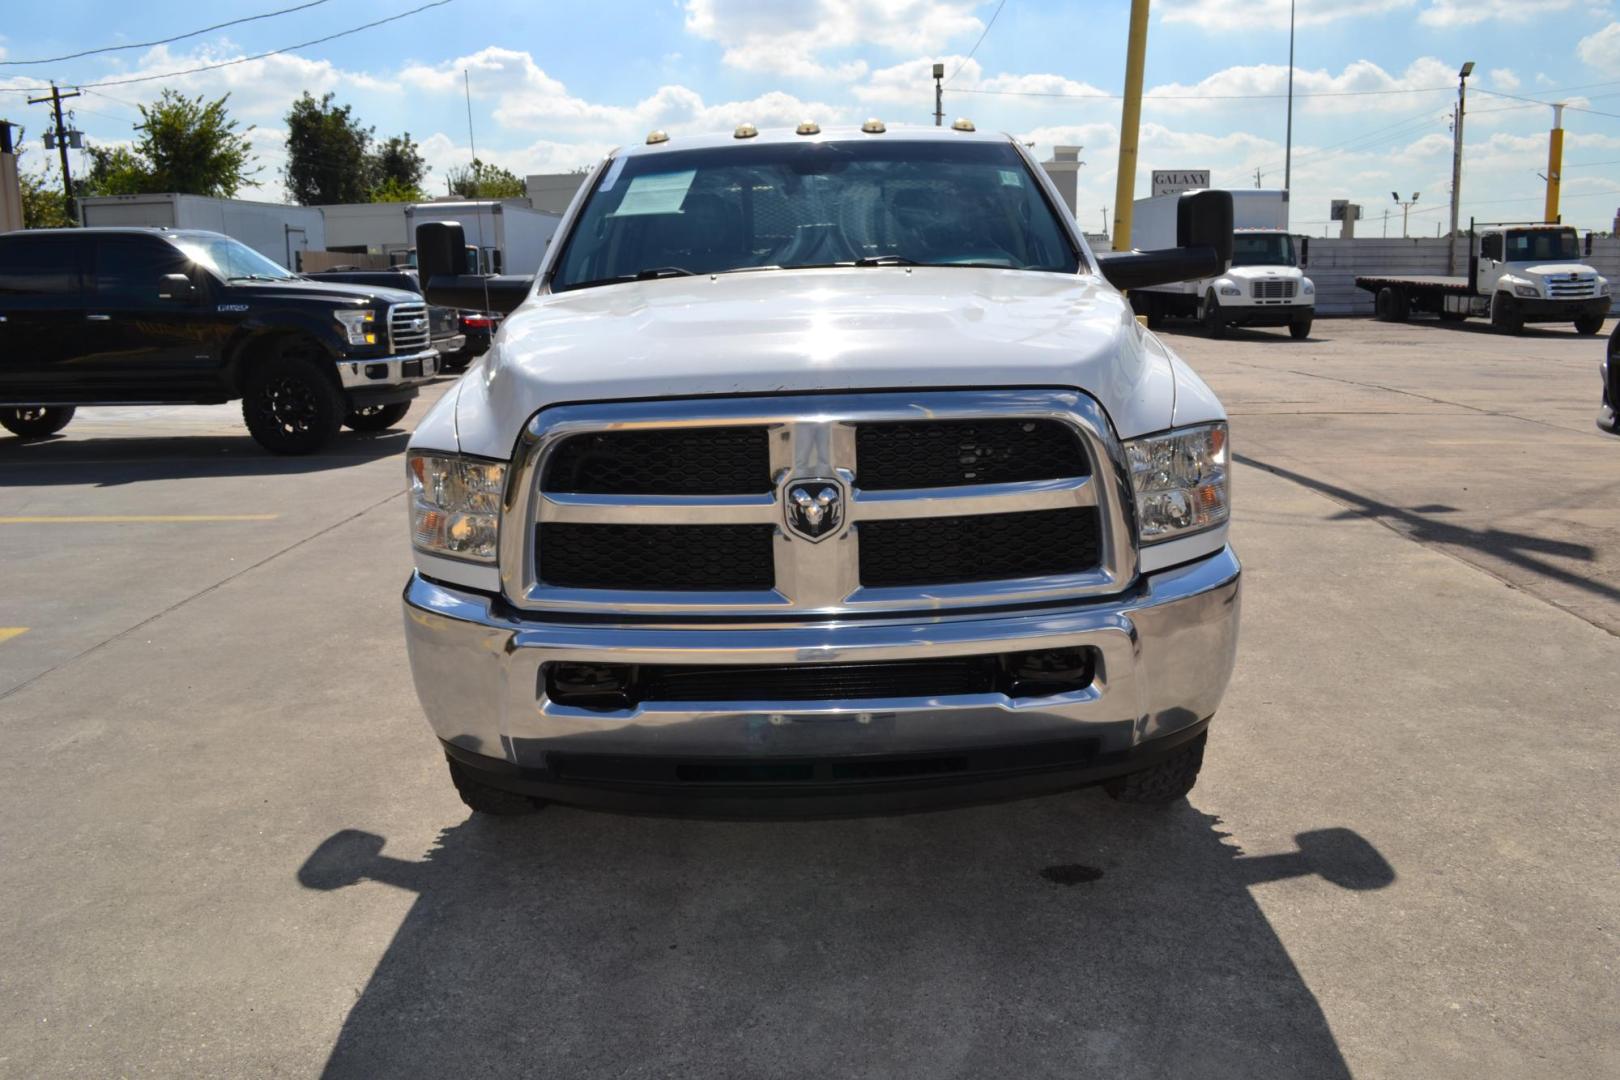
left=77, top=193, right=326, bottom=270
left=405, top=200, right=561, bottom=276
left=320, top=202, right=412, bottom=258
left=1129, top=188, right=1315, bottom=339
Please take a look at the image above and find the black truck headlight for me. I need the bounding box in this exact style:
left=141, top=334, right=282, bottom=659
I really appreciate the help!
left=1124, top=422, right=1229, bottom=543
left=408, top=452, right=505, bottom=562
left=335, top=309, right=377, bottom=346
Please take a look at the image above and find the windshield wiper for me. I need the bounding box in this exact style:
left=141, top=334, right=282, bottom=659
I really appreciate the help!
left=228, top=274, right=287, bottom=282
left=632, top=266, right=695, bottom=279
left=851, top=255, right=919, bottom=266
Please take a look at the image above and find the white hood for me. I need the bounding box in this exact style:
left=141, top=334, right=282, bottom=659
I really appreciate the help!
left=1517, top=262, right=1597, bottom=279
left=1225, top=265, right=1304, bottom=282
left=448, top=267, right=1184, bottom=458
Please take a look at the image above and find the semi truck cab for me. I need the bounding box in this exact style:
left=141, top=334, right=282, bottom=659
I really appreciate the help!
left=1471, top=225, right=1609, bottom=333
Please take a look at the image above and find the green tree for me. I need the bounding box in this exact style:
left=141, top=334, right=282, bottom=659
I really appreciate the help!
left=78, top=145, right=152, bottom=197
left=284, top=91, right=373, bottom=205
left=134, top=90, right=256, bottom=196
left=367, top=132, right=426, bottom=200
left=20, top=169, right=72, bottom=228
left=447, top=158, right=525, bottom=199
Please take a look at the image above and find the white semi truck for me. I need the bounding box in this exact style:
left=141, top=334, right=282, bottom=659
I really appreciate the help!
left=1127, top=189, right=1314, bottom=340
left=1355, top=223, right=1610, bottom=335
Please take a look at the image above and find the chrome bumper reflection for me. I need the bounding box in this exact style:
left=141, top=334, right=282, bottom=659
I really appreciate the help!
left=402, top=547, right=1241, bottom=768
left=337, top=348, right=438, bottom=389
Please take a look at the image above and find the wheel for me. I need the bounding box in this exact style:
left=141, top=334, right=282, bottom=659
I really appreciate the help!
left=1574, top=314, right=1605, bottom=336
left=446, top=755, right=543, bottom=816
left=241, top=339, right=346, bottom=455
left=0, top=406, right=75, bottom=439
left=343, top=401, right=412, bottom=432
left=1202, top=292, right=1226, bottom=339
left=1374, top=286, right=1408, bottom=322
left=1491, top=294, right=1524, bottom=335
left=1104, top=731, right=1207, bottom=805
left=1289, top=318, right=1312, bottom=340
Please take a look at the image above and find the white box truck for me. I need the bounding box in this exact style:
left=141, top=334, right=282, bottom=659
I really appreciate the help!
left=77, top=193, right=325, bottom=270
left=1128, top=189, right=1314, bottom=339
left=404, top=200, right=561, bottom=276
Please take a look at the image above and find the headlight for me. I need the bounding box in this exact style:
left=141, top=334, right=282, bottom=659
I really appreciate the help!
left=1513, top=283, right=1539, bottom=299
left=1600, top=279, right=1611, bottom=296
left=408, top=452, right=505, bottom=562
left=1218, top=285, right=1242, bottom=297
left=335, top=308, right=377, bottom=346
left=1124, top=423, right=1229, bottom=543
left=1301, top=280, right=1315, bottom=295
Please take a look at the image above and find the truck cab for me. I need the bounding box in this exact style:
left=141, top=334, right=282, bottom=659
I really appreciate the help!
left=1470, top=225, right=1609, bottom=334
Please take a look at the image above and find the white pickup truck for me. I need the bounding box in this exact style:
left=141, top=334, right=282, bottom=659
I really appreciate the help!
left=401, top=124, right=1242, bottom=816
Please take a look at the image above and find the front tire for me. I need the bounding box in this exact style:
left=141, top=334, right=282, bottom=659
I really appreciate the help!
left=241, top=340, right=345, bottom=455
left=1105, top=732, right=1207, bottom=805
left=1575, top=313, right=1605, bottom=336
left=1289, top=318, right=1312, bottom=340
left=343, top=401, right=412, bottom=432
left=0, top=406, right=75, bottom=439
left=446, top=756, right=544, bottom=816
left=1375, top=286, right=1409, bottom=322
left=1491, top=294, right=1524, bottom=335
left=1202, top=292, right=1226, bottom=339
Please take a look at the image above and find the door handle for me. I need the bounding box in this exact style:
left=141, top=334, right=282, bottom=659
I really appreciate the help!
left=85, top=314, right=112, bottom=321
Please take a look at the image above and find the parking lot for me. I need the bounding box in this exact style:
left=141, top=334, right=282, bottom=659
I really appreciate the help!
left=1, top=316, right=1616, bottom=1077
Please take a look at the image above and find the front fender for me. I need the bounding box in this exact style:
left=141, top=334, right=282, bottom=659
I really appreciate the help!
left=221, top=310, right=350, bottom=392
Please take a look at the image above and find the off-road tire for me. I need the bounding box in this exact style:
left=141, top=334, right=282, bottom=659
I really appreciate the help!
left=1104, top=731, right=1207, bottom=805
left=1289, top=318, right=1312, bottom=340
left=343, top=401, right=412, bottom=432
left=1574, top=314, right=1605, bottom=336
left=1491, top=294, right=1524, bottom=335
left=0, top=406, right=76, bottom=439
left=446, top=756, right=543, bottom=816
left=241, top=339, right=346, bottom=455
left=1202, top=292, right=1226, bottom=339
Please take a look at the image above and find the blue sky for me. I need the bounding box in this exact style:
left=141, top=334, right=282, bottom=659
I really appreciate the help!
left=3, top=0, right=1619, bottom=231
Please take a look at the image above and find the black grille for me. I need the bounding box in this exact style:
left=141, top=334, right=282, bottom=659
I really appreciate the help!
left=644, top=658, right=996, bottom=701
left=859, top=507, right=1101, bottom=587
left=537, top=523, right=775, bottom=590
left=544, top=427, right=770, bottom=495
left=855, top=419, right=1089, bottom=490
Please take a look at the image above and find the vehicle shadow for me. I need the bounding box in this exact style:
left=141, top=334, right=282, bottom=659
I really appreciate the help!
left=1236, top=452, right=1620, bottom=607
left=299, top=797, right=1393, bottom=1078
left=0, top=429, right=411, bottom=486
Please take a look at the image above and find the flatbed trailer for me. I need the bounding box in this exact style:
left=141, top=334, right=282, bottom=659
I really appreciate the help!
left=1354, top=274, right=1474, bottom=323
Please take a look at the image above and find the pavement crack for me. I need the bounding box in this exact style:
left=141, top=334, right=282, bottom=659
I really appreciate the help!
left=0, top=489, right=407, bottom=703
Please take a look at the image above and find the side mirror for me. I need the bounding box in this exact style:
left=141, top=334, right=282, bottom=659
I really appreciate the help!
left=158, top=273, right=197, bottom=302
left=417, top=221, right=533, bottom=314
left=1098, top=190, right=1234, bottom=292
left=1298, top=236, right=1309, bottom=269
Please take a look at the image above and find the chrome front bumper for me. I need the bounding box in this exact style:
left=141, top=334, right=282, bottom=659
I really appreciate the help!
left=336, top=348, right=439, bottom=390
left=402, top=546, right=1241, bottom=775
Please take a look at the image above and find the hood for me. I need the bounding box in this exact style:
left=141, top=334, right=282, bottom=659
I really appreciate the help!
left=1226, top=265, right=1303, bottom=281
left=450, top=267, right=1179, bottom=458
left=1515, top=262, right=1598, bottom=279
left=230, top=277, right=424, bottom=306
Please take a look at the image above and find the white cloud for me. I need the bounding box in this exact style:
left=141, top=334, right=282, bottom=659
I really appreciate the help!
left=1159, top=0, right=1413, bottom=30
left=1577, top=22, right=1620, bottom=72
left=682, top=0, right=981, bottom=78
left=1145, top=58, right=1459, bottom=114
left=1488, top=68, right=1521, bottom=90
left=1419, top=0, right=1575, bottom=25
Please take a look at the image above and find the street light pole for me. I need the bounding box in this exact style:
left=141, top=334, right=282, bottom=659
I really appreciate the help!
left=1284, top=0, right=1295, bottom=192
left=1447, top=61, right=1474, bottom=274
left=932, top=63, right=945, bottom=127
left=1393, top=191, right=1420, bottom=238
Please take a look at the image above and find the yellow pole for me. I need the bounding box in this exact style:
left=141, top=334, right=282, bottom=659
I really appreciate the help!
left=1112, top=0, right=1151, bottom=252
left=1544, top=103, right=1564, bottom=223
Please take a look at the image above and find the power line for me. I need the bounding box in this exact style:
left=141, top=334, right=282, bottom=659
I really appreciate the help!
left=945, top=0, right=1009, bottom=85
left=956, top=83, right=1456, bottom=101
left=0, top=0, right=333, bottom=66
left=1473, top=86, right=1620, bottom=120
left=0, top=0, right=455, bottom=93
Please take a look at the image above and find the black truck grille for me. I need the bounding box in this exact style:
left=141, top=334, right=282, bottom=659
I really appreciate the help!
left=545, top=427, right=771, bottom=494
left=537, top=523, right=775, bottom=591
left=854, top=419, right=1089, bottom=490
left=859, top=507, right=1101, bottom=587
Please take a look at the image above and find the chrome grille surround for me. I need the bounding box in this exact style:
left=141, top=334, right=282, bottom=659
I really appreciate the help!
left=1251, top=279, right=1297, bottom=300
left=1546, top=275, right=1597, bottom=299
left=388, top=302, right=431, bottom=353
left=497, top=389, right=1138, bottom=618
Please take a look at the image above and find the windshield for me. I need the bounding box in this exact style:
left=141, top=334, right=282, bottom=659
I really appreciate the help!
left=1229, top=233, right=1296, bottom=268
left=171, top=234, right=298, bottom=281
left=1505, top=228, right=1579, bottom=262
left=551, top=139, right=1079, bottom=290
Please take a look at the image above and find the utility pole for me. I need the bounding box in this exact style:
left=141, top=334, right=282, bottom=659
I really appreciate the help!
left=1544, top=102, right=1564, bottom=223
left=1383, top=208, right=1389, bottom=237
left=1253, top=167, right=1264, bottom=189
left=1284, top=0, right=1295, bottom=191
left=27, top=82, right=81, bottom=224
left=1392, top=191, right=1419, bottom=237
left=1112, top=0, right=1151, bottom=251
left=933, top=63, right=945, bottom=127
left=1447, top=61, right=1474, bottom=273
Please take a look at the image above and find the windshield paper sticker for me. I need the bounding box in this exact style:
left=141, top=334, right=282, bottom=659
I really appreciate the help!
left=611, top=169, right=697, bottom=217
left=998, top=169, right=1023, bottom=187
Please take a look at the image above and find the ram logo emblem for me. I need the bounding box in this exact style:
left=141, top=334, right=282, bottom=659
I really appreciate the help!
left=785, top=480, right=844, bottom=542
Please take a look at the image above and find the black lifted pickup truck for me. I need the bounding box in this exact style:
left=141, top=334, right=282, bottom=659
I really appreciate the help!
left=0, top=227, right=439, bottom=453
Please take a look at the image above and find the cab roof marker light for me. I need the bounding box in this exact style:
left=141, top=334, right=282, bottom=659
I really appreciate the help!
left=734, top=123, right=759, bottom=139
left=796, top=121, right=821, bottom=135
left=861, top=118, right=887, bottom=134
left=645, top=130, right=669, bottom=145
left=951, top=117, right=976, bottom=132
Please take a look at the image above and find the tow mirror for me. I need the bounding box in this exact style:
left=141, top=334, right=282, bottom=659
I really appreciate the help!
left=1098, top=190, right=1234, bottom=292
left=157, top=273, right=196, bottom=302
left=417, top=221, right=534, bottom=314
left=1299, top=236, right=1309, bottom=269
